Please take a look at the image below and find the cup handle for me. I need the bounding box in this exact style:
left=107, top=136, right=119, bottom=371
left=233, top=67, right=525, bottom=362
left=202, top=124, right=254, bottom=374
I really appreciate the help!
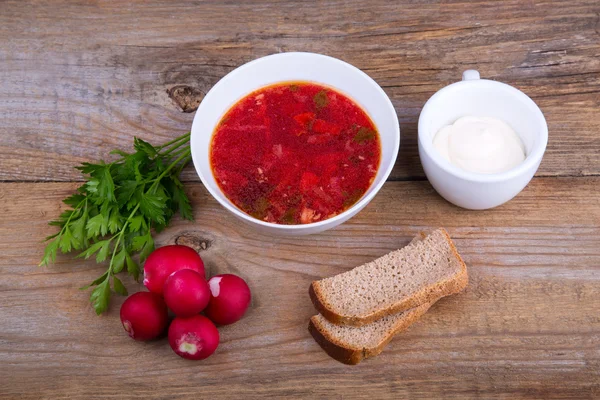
left=462, top=70, right=480, bottom=81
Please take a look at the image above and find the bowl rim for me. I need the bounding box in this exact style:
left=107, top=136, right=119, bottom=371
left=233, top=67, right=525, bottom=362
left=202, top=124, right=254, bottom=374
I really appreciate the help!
left=418, top=78, right=548, bottom=183
left=190, top=51, right=400, bottom=230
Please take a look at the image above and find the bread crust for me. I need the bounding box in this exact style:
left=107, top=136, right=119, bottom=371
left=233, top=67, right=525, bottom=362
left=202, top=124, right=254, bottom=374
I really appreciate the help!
left=308, top=302, right=432, bottom=365
left=309, top=228, right=468, bottom=327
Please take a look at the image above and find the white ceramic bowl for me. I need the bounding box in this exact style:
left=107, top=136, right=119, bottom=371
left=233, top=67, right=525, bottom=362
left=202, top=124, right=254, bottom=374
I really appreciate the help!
left=190, top=52, right=400, bottom=235
left=418, top=70, right=548, bottom=210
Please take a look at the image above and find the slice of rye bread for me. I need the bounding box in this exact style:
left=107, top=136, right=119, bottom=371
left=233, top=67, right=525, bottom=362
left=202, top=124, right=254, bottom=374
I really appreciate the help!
left=309, top=302, right=432, bottom=365
left=309, top=228, right=468, bottom=327
left=309, top=235, right=435, bottom=365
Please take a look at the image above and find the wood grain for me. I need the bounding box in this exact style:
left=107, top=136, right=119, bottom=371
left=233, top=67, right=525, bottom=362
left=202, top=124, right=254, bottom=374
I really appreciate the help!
left=2, top=0, right=600, bottom=398
left=1, top=178, right=599, bottom=399
left=0, top=0, right=599, bottom=181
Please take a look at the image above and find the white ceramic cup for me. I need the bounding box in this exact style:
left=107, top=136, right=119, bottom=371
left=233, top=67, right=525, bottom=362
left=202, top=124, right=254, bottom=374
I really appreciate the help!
left=418, top=70, right=548, bottom=210
left=191, top=52, right=400, bottom=235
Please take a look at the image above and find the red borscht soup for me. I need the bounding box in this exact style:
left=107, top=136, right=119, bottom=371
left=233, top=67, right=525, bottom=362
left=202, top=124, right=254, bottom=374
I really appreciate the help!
left=210, top=82, right=381, bottom=225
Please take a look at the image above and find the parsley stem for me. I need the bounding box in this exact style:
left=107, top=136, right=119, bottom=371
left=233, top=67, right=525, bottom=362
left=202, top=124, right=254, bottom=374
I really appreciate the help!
left=107, top=203, right=140, bottom=274
left=163, top=144, right=190, bottom=162
left=156, top=132, right=190, bottom=151
left=109, top=133, right=190, bottom=165
left=160, top=143, right=189, bottom=160
left=176, top=154, right=192, bottom=175
left=58, top=198, right=87, bottom=239
left=158, top=134, right=191, bottom=158
left=151, top=149, right=192, bottom=190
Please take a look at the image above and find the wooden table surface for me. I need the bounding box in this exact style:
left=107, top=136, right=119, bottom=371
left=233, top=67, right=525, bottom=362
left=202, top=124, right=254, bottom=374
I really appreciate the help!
left=1, top=1, right=599, bottom=399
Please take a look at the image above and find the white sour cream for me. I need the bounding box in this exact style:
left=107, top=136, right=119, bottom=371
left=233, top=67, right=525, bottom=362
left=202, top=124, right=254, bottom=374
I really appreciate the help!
left=433, top=116, right=526, bottom=174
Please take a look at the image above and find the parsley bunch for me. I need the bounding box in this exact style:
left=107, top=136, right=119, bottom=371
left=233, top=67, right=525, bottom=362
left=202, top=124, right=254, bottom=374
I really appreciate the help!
left=40, top=132, right=193, bottom=314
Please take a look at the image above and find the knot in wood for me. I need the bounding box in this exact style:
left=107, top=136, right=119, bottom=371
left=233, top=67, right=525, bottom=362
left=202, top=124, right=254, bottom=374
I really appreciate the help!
left=175, top=233, right=212, bottom=252
left=167, top=85, right=204, bottom=113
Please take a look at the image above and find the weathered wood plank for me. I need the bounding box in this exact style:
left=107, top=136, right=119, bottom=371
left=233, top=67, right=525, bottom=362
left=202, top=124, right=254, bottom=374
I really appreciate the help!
left=1, top=0, right=600, bottom=398
left=0, top=0, right=599, bottom=181
left=1, top=177, right=599, bottom=399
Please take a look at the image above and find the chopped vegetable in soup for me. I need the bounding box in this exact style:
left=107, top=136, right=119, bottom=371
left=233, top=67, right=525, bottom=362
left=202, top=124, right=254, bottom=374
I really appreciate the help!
left=210, top=82, right=381, bottom=224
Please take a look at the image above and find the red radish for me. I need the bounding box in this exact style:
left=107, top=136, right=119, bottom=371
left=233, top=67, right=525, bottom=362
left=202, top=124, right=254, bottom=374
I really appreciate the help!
left=120, top=292, right=168, bottom=341
left=168, top=315, right=219, bottom=360
left=143, top=245, right=205, bottom=295
left=163, top=269, right=210, bottom=317
left=204, top=274, right=251, bottom=325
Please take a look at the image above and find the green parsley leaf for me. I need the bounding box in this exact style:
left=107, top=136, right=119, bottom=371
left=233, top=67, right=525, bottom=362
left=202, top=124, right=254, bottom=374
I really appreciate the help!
left=109, top=149, right=130, bottom=158
left=167, top=176, right=193, bottom=220
left=139, top=192, right=167, bottom=225
left=44, top=232, right=60, bottom=241
left=112, top=276, right=128, bottom=296
left=86, top=214, right=104, bottom=239
left=127, top=185, right=144, bottom=211
left=115, top=180, right=138, bottom=208
left=76, top=162, right=104, bottom=175
left=78, top=240, right=109, bottom=260
left=107, top=207, right=122, bottom=234
left=131, top=234, right=148, bottom=252
left=97, top=166, right=116, bottom=204
left=90, top=277, right=111, bottom=315
left=133, top=160, right=144, bottom=183
left=79, top=271, right=109, bottom=290
left=139, top=234, right=154, bottom=262
left=70, top=205, right=88, bottom=250
left=132, top=231, right=154, bottom=261
left=112, top=246, right=127, bottom=274
left=133, top=137, right=157, bottom=158
left=128, top=215, right=145, bottom=233
left=63, top=193, right=85, bottom=208
left=39, top=237, right=60, bottom=267
left=57, top=209, right=77, bottom=223
left=125, top=253, right=140, bottom=281
left=96, top=240, right=111, bottom=263
left=86, top=178, right=100, bottom=195
left=59, top=227, right=74, bottom=253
